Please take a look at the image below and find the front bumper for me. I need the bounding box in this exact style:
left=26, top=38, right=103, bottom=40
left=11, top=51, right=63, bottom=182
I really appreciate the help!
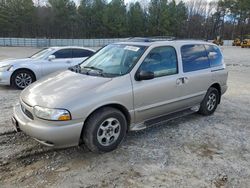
left=0, top=71, right=12, bottom=85
left=13, top=104, right=83, bottom=148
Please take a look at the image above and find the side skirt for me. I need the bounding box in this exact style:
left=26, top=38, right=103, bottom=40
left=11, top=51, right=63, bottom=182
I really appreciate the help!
left=130, top=105, right=200, bottom=131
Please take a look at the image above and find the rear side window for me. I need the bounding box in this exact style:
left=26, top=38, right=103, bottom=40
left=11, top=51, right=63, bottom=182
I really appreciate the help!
left=205, top=45, right=223, bottom=67
left=181, top=44, right=210, bottom=72
left=53, top=49, right=72, bottom=59
left=140, top=46, right=178, bottom=77
left=72, top=49, right=94, bottom=58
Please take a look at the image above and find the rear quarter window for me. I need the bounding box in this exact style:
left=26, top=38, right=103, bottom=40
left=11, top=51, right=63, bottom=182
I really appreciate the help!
left=181, top=44, right=210, bottom=72
left=53, top=49, right=72, bottom=59
left=205, top=45, right=223, bottom=67
left=72, top=49, right=94, bottom=58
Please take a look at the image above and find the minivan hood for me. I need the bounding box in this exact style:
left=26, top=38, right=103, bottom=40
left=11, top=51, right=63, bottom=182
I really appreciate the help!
left=21, top=70, right=112, bottom=108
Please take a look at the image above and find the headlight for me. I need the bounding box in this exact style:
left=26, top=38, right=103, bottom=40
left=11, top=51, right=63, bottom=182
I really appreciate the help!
left=34, top=106, right=71, bottom=121
left=0, top=65, right=13, bottom=72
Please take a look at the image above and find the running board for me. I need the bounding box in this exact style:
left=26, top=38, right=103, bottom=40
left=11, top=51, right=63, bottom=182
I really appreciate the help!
left=130, top=105, right=199, bottom=131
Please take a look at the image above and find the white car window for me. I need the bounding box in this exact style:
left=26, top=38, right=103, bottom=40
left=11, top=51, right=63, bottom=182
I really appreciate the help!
left=30, top=48, right=53, bottom=60
left=53, top=49, right=72, bottom=59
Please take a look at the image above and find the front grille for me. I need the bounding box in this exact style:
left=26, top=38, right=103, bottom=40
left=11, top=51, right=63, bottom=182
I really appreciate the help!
left=21, top=104, right=34, bottom=120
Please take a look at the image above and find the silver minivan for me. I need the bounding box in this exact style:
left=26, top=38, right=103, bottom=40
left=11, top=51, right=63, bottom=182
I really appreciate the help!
left=12, top=39, right=228, bottom=153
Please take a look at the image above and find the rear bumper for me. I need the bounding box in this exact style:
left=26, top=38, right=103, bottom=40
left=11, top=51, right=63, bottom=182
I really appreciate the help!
left=13, top=104, right=83, bottom=148
left=0, top=71, right=11, bottom=85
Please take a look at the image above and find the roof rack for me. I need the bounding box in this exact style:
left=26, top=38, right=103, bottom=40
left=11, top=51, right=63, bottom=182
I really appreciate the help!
left=127, top=36, right=176, bottom=42
left=127, top=37, right=208, bottom=43
left=174, top=38, right=208, bottom=42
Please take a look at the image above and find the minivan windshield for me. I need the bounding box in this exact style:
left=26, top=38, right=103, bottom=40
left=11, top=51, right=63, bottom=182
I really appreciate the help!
left=80, top=44, right=146, bottom=77
left=30, top=48, right=53, bottom=60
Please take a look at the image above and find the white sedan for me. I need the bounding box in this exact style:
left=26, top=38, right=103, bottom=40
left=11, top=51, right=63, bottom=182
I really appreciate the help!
left=0, top=46, right=95, bottom=89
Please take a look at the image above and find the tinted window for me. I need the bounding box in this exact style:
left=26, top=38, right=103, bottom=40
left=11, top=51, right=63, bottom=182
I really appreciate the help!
left=205, top=45, right=223, bottom=67
left=140, top=46, right=178, bottom=77
left=181, top=44, right=210, bottom=72
left=72, top=49, right=94, bottom=58
left=53, top=49, right=72, bottom=59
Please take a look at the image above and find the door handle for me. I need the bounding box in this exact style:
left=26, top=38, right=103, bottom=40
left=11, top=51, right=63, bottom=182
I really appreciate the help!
left=176, top=78, right=183, bottom=85
left=183, top=77, right=188, bottom=83
left=66, top=60, right=71, bottom=64
left=176, top=77, right=188, bottom=85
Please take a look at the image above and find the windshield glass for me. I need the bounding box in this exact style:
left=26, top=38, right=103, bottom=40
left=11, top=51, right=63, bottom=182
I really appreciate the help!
left=80, top=44, right=146, bottom=77
left=30, top=48, right=53, bottom=60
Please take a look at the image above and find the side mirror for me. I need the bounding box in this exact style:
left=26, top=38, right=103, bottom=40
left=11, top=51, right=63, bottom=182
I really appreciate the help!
left=48, top=55, right=56, bottom=61
left=68, top=64, right=81, bottom=73
left=136, top=70, right=154, bottom=81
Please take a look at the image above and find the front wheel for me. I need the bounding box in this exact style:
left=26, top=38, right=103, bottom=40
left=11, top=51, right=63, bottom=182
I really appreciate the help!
left=82, top=107, right=127, bottom=153
left=11, top=70, right=35, bottom=89
left=198, top=87, right=220, bottom=116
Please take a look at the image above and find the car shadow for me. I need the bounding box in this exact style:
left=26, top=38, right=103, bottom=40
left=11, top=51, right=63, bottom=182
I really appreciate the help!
left=0, top=85, right=19, bottom=91
left=127, top=113, right=203, bottom=138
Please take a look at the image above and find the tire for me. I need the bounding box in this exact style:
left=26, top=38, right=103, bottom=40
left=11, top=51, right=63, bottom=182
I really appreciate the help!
left=82, top=107, right=127, bottom=153
left=198, top=87, right=220, bottom=116
left=11, top=70, right=35, bottom=90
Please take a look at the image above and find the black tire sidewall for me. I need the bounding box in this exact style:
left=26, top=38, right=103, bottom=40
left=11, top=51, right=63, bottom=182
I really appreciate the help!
left=83, top=108, right=127, bottom=153
left=199, top=88, right=219, bottom=115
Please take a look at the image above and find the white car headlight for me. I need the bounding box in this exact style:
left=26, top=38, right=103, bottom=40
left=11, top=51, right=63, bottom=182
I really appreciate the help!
left=34, top=106, right=71, bottom=121
left=0, top=65, right=13, bottom=72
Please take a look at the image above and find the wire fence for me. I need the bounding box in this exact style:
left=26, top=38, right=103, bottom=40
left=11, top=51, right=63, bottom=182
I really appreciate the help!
left=0, top=38, right=127, bottom=47
left=0, top=37, right=233, bottom=47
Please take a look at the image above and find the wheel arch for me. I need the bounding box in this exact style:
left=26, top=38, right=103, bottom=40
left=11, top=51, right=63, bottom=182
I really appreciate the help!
left=79, top=103, right=131, bottom=145
left=86, top=103, right=131, bottom=128
left=10, top=68, right=37, bottom=85
left=210, top=83, right=221, bottom=104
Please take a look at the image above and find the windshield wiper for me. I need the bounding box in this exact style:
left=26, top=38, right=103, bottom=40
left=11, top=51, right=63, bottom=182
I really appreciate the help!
left=82, top=66, right=107, bottom=77
left=83, top=66, right=103, bottom=72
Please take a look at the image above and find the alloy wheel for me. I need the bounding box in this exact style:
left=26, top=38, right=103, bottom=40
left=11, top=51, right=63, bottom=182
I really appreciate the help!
left=206, top=93, right=217, bottom=111
left=15, top=73, right=32, bottom=89
left=97, top=118, right=121, bottom=147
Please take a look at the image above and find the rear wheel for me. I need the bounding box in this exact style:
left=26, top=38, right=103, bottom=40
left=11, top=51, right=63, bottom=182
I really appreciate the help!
left=198, top=87, right=219, bottom=116
left=82, top=107, right=127, bottom=153
left=11, top=70, right=35, bottom=89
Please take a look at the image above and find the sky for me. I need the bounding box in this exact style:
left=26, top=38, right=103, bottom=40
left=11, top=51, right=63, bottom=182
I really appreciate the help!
left=72, top=0, right=135, bottom=5
left=34, top=0, right=134, bottom=6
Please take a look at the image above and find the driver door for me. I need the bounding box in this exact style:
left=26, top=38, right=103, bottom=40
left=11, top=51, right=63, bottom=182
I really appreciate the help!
left=42, top=49, right=73, bottom=76
left=132, top=46, right=186, bottom=123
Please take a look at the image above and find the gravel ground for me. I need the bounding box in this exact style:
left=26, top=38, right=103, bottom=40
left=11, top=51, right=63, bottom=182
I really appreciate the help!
left=0, top=46, right=250, bottom=188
